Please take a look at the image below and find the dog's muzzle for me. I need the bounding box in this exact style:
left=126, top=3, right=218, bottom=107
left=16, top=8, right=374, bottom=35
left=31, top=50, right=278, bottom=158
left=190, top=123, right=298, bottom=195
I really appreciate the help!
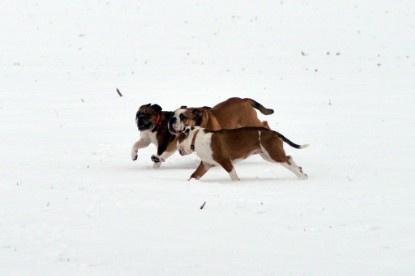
left=137, top=115, right=152, bottom=131
left=168, top=117, right=179, bottom=135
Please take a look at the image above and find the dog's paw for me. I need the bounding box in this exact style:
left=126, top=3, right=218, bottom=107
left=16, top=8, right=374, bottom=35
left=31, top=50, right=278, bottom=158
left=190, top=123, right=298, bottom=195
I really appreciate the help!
left=151, top=154, right=166, bottom=163
left=189, top=173, right=201, bottom=180
left=151, top=155, right=161, bottom=163
left=131, top=150, right=138, bottom=161
left=151, top=155, right=164, bottom=168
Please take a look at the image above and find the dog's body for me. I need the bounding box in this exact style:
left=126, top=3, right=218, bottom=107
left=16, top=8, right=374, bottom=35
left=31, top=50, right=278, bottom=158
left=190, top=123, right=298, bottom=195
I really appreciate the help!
left=168, top=97, right=274, bottom=134
left=177, top=126, right=308, bottom=181
left=131, top=104, right=177, bottom=168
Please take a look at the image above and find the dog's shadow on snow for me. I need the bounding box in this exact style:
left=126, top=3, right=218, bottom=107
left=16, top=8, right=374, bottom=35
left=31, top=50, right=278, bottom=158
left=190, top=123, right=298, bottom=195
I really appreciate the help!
left=197, top=176, right=303, bottom=184
left=129, top=158, right=306, bottom=183
left=127, top=159, right=200, bottom=172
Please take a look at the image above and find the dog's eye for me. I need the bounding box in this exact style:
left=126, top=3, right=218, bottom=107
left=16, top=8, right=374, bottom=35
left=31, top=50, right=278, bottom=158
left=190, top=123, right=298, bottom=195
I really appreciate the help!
left=179, top=114, right=186, bottom=120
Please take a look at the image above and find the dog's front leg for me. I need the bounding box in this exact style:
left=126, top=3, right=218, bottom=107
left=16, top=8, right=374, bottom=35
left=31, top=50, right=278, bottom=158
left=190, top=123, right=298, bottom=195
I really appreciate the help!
left=131, top=139, right=151, bottom=161
left=190, top=161, right=214, bottom=180
left=151, top=149, right=177, bottom=168
left=151, top=137, right=178, bottom=168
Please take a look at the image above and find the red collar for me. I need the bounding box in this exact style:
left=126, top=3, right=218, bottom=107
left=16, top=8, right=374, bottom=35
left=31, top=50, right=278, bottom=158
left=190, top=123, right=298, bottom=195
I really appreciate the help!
left=151, top=114, right=161, bottom=132
left=190, top=129, right=200, bottom=151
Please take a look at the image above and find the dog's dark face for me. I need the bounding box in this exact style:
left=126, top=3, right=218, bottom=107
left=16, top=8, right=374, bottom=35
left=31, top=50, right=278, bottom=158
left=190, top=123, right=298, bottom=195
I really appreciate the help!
left=168, top=106, right=209, bottom=135
left=135, top=103, right=162, bottom=131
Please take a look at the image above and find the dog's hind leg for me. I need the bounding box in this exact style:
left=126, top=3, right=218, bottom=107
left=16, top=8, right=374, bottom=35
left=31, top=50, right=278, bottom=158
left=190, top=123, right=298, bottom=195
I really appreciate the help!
left=259, top=139, right=307, bottom=180
left=228, top=168, right=240, bottom=181
left=280, top=156, right=307, bottom=179
left=218, top=159, right=240, bottom=181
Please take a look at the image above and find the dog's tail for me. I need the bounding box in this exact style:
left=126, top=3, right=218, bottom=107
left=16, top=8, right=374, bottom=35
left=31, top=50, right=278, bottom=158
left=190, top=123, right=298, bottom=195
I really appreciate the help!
left=245, top=98, right=274, bottom=115
left=275, top=131, right=309, bottom=149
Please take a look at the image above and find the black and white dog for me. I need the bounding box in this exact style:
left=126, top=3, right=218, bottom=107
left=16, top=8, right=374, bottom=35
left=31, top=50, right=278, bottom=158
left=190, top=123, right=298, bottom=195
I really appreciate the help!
left=131, top=103, right=178, bottom=168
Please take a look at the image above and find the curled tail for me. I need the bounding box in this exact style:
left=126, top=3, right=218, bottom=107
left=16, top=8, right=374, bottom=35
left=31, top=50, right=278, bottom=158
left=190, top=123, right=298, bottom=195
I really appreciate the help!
left=275, top=131, right=309, bottom=149
left=245, top=98, right=274, bottom=115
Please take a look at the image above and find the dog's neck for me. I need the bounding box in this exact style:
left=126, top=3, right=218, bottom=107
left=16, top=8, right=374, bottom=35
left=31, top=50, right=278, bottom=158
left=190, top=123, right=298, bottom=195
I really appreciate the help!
left=151, top=114, right=161, bottom=132
left=190, top=129, right=200, bottom=151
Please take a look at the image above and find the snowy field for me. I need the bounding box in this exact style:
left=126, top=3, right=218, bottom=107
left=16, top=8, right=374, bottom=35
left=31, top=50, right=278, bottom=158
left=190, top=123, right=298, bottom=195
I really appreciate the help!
left=1, top=1, right=415, bottom=275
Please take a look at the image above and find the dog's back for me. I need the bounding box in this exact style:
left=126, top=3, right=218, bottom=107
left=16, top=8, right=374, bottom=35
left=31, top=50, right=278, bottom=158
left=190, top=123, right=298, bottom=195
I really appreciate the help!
left=210, top=127, right=306, bottom=162
left=211, top=98, right=272, bottom=129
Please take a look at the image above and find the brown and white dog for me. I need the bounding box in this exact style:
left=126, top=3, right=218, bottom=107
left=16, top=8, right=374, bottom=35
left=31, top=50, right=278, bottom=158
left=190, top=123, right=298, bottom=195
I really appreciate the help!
left=131, top=104, right=177, bottom=168
left=168, top=97, right=274, bottom=134
left=177, top=126, right=308, bottom=181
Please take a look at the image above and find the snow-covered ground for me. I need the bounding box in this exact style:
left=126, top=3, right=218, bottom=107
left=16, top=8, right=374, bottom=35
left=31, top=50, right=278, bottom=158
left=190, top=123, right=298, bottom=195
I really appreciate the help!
left=1, top=1, right=415, bottom=275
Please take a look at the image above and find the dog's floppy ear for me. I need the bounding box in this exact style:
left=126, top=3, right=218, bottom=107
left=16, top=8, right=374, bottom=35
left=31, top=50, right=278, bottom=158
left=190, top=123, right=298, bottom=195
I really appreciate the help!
left=151, top=104, right=162, bottom=112
left=139, top=103, right=151, bottom=109
left=192, top=108, right=205, bottom=124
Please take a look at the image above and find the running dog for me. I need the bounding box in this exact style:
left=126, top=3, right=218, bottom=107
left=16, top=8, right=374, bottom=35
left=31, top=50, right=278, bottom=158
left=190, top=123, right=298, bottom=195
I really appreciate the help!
left=131, top=103, right=177, bottom=168
left=177, top=126, right=308, bottom=181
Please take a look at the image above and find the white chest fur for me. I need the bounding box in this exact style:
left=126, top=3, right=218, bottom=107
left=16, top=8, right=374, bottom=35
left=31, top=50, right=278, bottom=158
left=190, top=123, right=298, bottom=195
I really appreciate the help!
left=194, top=132, right=217, bottom=165
left=140, top=130, right=158, bottom=146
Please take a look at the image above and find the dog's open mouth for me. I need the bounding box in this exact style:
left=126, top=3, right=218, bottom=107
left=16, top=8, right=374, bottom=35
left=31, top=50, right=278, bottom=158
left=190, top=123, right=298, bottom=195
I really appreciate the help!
left=168, top=124, right=181, bottom=135
left=138, top=121, right=155, bottom=131
left=138, top=123, right=149, bottom=131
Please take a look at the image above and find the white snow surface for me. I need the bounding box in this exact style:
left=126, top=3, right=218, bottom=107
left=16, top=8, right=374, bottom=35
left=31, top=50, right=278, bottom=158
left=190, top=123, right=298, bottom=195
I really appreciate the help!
left=1, top=1, right=415, bottom=275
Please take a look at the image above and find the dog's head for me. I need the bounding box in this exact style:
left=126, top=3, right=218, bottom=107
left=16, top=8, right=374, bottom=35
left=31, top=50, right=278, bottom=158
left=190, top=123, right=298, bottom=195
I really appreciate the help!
left=177, top=126, right=199, bottom=156
left=135, top=103, right=162, bottom=131
left=168, top=106, right=210, bottom=135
